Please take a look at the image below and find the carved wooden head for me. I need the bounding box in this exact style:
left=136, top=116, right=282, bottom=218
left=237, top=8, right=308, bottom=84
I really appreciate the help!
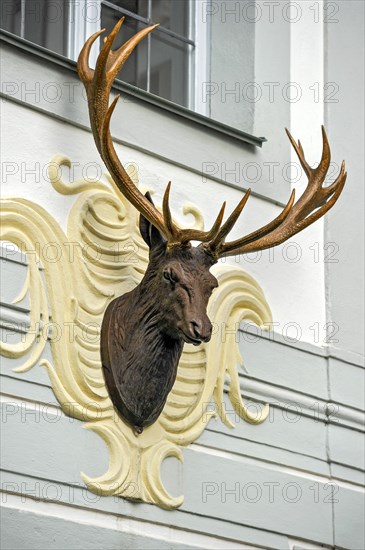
left=139, top=193, right=218, bottom=346
left=78, top=18, right=347, bottom=433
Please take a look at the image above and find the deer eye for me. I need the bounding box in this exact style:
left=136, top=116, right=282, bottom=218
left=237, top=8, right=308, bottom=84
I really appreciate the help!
left=163, top=268, right=179, bottom=283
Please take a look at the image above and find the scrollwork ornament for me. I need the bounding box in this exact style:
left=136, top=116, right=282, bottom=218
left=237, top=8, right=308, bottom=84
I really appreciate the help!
left=0, top=157, right=272, bottom=509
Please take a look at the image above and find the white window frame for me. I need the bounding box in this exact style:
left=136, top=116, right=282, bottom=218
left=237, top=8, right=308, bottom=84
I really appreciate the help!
left=67, top=1, right=101, bottom=67
left=192, top=0, right=210, bottom=116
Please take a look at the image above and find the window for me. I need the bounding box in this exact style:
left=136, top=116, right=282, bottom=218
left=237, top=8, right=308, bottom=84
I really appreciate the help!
left=101, top=1, right=194, bottom=108
left=1, top=1, right=257, bottom=132
left=1, top=0, right=70, bottom=57
left=1, top=0, right=196, bottom=109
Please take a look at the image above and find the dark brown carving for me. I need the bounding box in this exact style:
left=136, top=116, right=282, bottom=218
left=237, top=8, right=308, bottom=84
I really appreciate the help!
left=78, top=18, right=347, bottom=434
left=101, top=207, right=218, bottom=433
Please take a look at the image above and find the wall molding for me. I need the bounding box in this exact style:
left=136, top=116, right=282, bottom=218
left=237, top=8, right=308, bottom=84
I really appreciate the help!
left=0, top=474, right=292, bottom=550
left=240, top=325, right=365, bottom=368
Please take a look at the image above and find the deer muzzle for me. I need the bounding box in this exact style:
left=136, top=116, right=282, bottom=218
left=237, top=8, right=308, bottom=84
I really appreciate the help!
left=186, top=317, right=212, bottom=344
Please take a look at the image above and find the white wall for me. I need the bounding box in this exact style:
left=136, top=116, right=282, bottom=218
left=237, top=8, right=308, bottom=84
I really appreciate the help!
left=325, top=0, right=365, bottom=359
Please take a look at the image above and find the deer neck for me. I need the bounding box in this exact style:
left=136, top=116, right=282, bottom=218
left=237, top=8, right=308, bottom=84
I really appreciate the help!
left=109, top=277, right=183, bottom=428
left=123, top=274, right=184, bottom=365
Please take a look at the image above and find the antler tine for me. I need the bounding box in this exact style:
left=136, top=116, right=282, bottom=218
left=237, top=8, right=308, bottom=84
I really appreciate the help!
left=285, top=128, right=312, bottom=178
left=294, top=166, right=347, bottom=232
left=101, top=19, right=161, bottom=85
left=205, top=127, right=346, bottom=258
left=316, top=125, right=331, bottom=180
left=219, top=189, right=296, bottom=256
left=324, top=160, right=346, bottom=196
left=204, top=201, right=226, bottom=240
left=164, top=185, right=227, bottom=246
left=181, top=201, right=227, bottom=245
left=77, top=28, right=104, bottom=85
left=163, top=182, right=179, bottom=243
left=94, top=18, right=123, bottom=80
left=313, top=160, right=346, bottom=208
left=207, top=189, right=251, bottom=253
left=289, top=126, right=332, bottom=218
left=162, top=182, right=225, bottom=246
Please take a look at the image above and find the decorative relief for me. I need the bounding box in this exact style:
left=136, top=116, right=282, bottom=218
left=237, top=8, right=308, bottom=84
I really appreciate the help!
left=0, top=157, right=272, bottom=509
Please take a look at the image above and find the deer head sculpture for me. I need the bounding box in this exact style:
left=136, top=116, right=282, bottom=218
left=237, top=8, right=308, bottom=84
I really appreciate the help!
left=78, top=18, right=347, bottom=434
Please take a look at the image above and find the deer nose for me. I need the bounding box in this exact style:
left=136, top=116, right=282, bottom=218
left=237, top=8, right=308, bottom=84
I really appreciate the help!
left=189, top=319, right=212, bottom=342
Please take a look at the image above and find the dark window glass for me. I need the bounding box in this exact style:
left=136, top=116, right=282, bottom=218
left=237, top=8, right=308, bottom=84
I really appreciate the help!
left=100, top=0, right=192, bottom=107
left=1, top=0, right=22, bottom=35
left=101, top=4, right=148, bottom=89
left=150, top=32, right=190, bottom=106
left=1, top=0, right=69, bottom=56
left=106, top=0, right=149, bottom=19
left=151, top=0, right=189, bottom=37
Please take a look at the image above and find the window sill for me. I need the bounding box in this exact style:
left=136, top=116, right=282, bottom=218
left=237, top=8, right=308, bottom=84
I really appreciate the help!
left=0, top=31, right=266, bottom=148
left=1, top=30, right=293, bottom=206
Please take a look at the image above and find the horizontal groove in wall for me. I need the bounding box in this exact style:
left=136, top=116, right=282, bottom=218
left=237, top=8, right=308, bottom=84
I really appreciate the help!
left=0, top=494, right=266, bottom=550
left=240, top=325, right=365, bottom=368
left=236, top=376, right=365, bottom=432
left=1, top=358, right=364, bottom=433
left=1, top=390, right=364, bottom=480
left=0, top=471, right=301, bottom=550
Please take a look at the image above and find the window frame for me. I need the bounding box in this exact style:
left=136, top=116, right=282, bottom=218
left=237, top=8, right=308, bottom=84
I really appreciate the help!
left=98, top=0, right=195, bottom=109
left=192, top=0, right=210, bottom=116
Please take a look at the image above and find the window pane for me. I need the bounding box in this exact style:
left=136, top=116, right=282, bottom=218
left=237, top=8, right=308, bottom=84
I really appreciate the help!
left=1, top=0, right=21, bottom=35
left=101, top=5, right=148, bottom=89
left=103, top=0, right=149, bottom=19
left=150, top=33, right=190, bottom=107
left=24, top=0, right=69, bottom=56
left=0, top=0, right=69, bottom=57
left=152, top=0, right=189, bottom=37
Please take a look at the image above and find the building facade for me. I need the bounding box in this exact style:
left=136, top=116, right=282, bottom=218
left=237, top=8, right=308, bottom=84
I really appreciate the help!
left=1, top=1, right=364, bottom=548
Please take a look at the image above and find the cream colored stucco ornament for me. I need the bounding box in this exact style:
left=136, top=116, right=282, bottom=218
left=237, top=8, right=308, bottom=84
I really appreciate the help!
left=0, top=156, right=272, bottom=509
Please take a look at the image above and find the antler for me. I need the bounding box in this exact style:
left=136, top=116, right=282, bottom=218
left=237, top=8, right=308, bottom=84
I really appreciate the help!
left=203, top=126, right=347, bottom=258
left=77, top=18, right=226, bottom=247
left=78, top=18, right=346, bottom=258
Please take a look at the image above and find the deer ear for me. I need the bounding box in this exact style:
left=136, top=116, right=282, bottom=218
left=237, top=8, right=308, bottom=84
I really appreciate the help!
left=139, top=192, right=166, bottom=251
